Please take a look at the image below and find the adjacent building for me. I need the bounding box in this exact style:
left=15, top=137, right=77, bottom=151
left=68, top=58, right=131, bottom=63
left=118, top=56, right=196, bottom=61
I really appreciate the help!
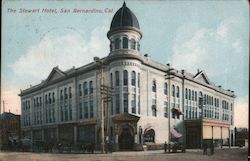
left=0, top=112, right=21, bottom=150
left=19, top=2, right=235, bottom=150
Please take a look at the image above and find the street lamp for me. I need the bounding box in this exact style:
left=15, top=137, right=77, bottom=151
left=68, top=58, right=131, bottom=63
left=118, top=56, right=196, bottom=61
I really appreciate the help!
left=165, top=63, right=175, bottom=153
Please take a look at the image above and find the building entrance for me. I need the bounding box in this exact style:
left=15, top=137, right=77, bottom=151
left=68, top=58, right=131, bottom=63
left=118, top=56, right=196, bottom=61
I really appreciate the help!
left=119, top=128, right=134, bottom=150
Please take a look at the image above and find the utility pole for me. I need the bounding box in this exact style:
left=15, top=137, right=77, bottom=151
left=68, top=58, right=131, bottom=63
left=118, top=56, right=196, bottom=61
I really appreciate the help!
left=165, top=64, right=175, bottom=153
left=94, top=57, right=114, bottom=153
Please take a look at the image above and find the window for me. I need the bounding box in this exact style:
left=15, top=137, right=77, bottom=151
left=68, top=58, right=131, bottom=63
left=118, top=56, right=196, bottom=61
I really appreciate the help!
left=52, top=92, right=55, bottom=103
left=115, top=94, right=120, bottom=114
left=131, top=71, right=136, bottom=86
left=69, top=87, right=72, bottom=98
left=176, top=86, right=180, bottom=98
left=172, top=85, right=175, bottom=97
left=185, top=88, right=188, bottom=99
left=152, top=108, right=157, bottom=117
left=90, top=101, right=94, bottom=118
left=79, top=103, right=83, bottom=119
left=137, top=43, right=140, bottom=51
left=152, top=80, right=156, bottom=92
left=192, top=90, right=194, bottom=101
left=131, top=94, right=136, bottom=114
left=89, top=81, right=93, bottom=94
left=115, top=71, right=119, bottom=86
left=123, top=70, right=128, bottom=86
left=164, top=82, right=168, bottom=95
left=49, top=93, right=51, bottom=104
left=69, top=104, right=72, bottom=120
left=110, top=73, right=113, bottom=87
left=164, top=101, right=168, bottom=118
left=123, top=94, right=128, bottom=112
left=123, top=37, right=128, bottom=49
left=64, top=88, right=68, bottom=100
left=79, top=84, right=82, bottom=96
left=115, top=38, right=120, bottom=49
left=195, top=92, right=197, bottom=102
left=84, top=102, right=88, bottom=118
left=84, top=82, right=88, bottom=95
left=60, top=90, right=63, bottom=100
left=188, top=89, right=191, bottom=100
left=131, top=39, right=136, bottom=49
left=65, top=105, right=68, bottom=121
left=138, top=73, right=140, bottom=88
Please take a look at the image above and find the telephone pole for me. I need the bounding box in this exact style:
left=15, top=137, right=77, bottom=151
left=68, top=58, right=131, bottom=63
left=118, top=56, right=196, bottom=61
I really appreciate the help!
left=165, top=64, right=175, bottom=153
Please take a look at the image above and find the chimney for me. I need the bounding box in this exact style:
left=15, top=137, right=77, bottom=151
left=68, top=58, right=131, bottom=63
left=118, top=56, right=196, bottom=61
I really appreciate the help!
left=197, top=69, right=200, bottom=73
left=144, top=54, right=148, bottom=57
left=218, top=85, right=222, bottom=88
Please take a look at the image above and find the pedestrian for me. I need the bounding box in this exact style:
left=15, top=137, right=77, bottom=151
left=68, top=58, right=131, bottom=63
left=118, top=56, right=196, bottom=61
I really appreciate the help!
left=203, top=141, right=207, bottom=155
left=164, top=141, right=167, bottom=153
left=210, top=141, right=214, bottom=155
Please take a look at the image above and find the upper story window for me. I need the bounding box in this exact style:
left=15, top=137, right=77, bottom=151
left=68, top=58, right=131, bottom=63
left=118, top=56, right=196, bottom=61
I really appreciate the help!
left=45, top=94, right=48, bottom=104
left=164, top=82, right=168, bottom=95
left=192, top=90, right=194, bottom=101
left=185, top=88, right=188, bottom=99
left=60, top=90, right=63, bottom=100
left=123, top=70, right=128, bottom=86
left=123, top=37, right=128, bottom=49
left=172, top=84, right=175, bottom=97
left=52, top=92, right=55, bottom=103
left=131, top=39, right=136, bottom=50
left=115, top=71, right=119, bottom=86
left=188, top=89, right=191, bottom=100
left=84, top=82, right=88, bottom=95
left=176, top=86, right=180, bottom=98
left=49, top=93, right=51, bottom=104
left=69, top=87, right=72, bottom=98
left=89, top=81, right=93, bottom=94
left=110, top=73, right=113, bottom=87
left=79, top=84, right=82, bottom=96
left=152, top=80, right=157, bottom=92
left=64, top=88, right=68, bottom=99
left=195, top=92, right=197, bottom=102
left=131, top=71, right=136, bottom=86
left=138, top=73, right=140, bottom=88
left=115, top=38, right=120, bottom=49
left=137, top=43, right=140, bottom=51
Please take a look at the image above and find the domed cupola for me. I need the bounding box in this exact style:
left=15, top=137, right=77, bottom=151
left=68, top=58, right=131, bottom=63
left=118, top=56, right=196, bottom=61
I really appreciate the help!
left=107, top=2, right=142, bottom=53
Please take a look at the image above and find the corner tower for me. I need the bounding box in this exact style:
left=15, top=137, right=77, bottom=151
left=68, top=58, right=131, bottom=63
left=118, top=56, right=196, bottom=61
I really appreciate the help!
left=107, top=2, right=142, bottom=54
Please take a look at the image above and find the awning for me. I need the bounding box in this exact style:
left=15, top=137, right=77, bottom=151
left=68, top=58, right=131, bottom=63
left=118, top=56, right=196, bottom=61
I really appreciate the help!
left=170, top=128, right=182, bottom=138
left=172, top=108, right=183, bottom=115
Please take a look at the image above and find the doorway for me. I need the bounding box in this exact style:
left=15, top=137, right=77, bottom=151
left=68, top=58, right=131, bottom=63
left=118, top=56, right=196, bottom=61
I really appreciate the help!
left=118, top=128, right=134, bottom=150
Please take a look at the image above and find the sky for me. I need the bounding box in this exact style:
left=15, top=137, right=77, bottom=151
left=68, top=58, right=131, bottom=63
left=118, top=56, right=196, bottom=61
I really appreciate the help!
left=1, top=0, right=249, bottom=128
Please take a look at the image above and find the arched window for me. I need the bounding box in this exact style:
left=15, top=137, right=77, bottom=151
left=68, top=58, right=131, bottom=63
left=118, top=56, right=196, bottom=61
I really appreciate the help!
left=131, top=71, right=136, bottom=86
left=89, top=81, right=93, bottom=94
left=144, top=129, right=155, bottom=143
left=115, top=71, right=119, bottom=86
left=188, top=89, right=191, bottom=100
left=110, top=73, right=113, bottom=87
left=123, top=37, right=128, bottom=49
left=69, top=87, right=72, bottom=98
left=131, top=38, right=136, bottom=49
left=84, top=82, right=88, bottom=95
left=164, top=82, right=168, bottom=95
left=152, top=80, right=156, bottom=92
left=123, top=70, right=128, bottom=86
left=172, top=85, right=175, bottom=97
left=176, top=86, right=180, bottom=98
left=137, top=43, right=140, bottom=51
left=115, top=38, right=120, bottom=49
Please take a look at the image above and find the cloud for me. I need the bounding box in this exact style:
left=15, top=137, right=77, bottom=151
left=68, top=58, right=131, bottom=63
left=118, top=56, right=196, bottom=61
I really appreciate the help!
left=170, top=17, right=247, bottom=77
left=11, top=26, right=109, bottom=81
left=234, top=95, right=249, bottom=128
left=5, top=26, right=110, bottom=114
